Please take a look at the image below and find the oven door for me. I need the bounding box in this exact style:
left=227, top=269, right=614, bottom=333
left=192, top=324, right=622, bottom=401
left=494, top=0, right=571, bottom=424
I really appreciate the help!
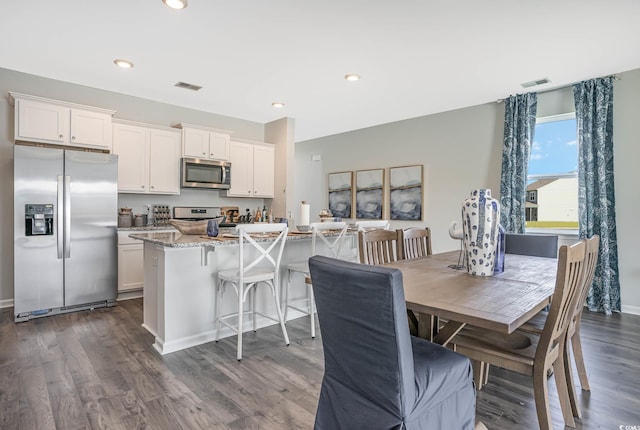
left=181, top=158, right=231, bottom=189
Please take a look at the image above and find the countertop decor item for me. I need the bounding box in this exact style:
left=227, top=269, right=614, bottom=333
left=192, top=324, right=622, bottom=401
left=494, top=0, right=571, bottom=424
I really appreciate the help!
left=169, top=218, right=221, bottom=235
left=300, top=201, right=310, bottom=226
left=462, top=189, right=500, bottom=276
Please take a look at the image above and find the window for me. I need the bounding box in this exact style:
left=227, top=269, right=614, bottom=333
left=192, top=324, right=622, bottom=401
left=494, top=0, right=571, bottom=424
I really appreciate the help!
left=526, top=113, right=578, bottom=230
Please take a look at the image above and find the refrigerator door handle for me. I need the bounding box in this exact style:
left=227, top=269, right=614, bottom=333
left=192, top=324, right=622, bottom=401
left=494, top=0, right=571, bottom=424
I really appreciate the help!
left=64, top=175, right=71, bottom=258
left=57, top=175, right=64, bottom=259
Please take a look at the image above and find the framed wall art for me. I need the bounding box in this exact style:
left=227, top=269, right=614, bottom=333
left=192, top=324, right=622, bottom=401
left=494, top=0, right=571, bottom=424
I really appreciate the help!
left=328, top=171, right=353, bottom=218
left=389, top=165, right=423, bottom=221
left=355, top=169, right=384, bottom=219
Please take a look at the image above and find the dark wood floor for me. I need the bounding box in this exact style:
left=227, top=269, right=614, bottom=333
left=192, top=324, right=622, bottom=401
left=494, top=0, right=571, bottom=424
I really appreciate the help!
left=0, top=299, right=639, bottom=430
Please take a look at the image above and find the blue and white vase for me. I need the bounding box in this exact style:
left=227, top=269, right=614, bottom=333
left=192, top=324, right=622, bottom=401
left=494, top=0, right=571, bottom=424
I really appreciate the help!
left=462, top=189, right=500, bottom=276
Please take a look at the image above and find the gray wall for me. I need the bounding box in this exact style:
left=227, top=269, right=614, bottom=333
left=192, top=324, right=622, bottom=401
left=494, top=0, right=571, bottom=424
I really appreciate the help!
left=295, top=68, right=640, bottom=313
left=0, top=67, right=266, bottom=304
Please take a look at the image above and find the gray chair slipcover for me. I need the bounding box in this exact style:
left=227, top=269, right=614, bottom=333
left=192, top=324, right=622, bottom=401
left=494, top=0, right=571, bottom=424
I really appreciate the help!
left=309, top=256, right=476, bottom=430
left=505, top=233, right=558, bottom=258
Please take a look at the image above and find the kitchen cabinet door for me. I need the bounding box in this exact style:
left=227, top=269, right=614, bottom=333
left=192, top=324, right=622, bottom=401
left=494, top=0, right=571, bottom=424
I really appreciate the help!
left=113, top=123, right=149, bottom=193
left=70, top=109, right=113, bottom=150
left=209, top=132, right=230, bottom=160
left=253, top=145, right=275, bottom=198
left=118, top=243, right=144, bottom=292
left=227, top=141, right=254, bottom=197
left=15, top=98, right=68, bottom=144
left=149, top=129, right=181, bottom=194
left=182, top=127, right=209, bottom=159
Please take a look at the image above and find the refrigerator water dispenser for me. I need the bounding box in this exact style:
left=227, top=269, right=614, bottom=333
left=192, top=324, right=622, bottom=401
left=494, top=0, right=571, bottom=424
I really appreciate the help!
left=25, top=204, right=54, bottom=236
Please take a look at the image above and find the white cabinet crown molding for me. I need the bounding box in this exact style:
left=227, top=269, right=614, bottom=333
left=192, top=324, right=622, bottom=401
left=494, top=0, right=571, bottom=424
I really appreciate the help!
left=176, top=122, right=233, bottom=135
left=112, top=118, right=180, bottom=134
left=8, top=91, right=116, bottom=116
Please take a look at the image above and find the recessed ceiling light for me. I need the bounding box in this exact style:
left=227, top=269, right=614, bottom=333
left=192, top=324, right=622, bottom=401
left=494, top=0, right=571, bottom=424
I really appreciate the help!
left=162, top=0, right=188, bottom=9
left=344, top=73, right=361, bottom=82
left=272, top=102, right=285, bottom=108
left=113, top=59, right=134, bottom=69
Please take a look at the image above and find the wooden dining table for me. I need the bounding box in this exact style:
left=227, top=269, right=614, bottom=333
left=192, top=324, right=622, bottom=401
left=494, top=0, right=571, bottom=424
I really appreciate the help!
left=384, top=251, right=558, bottom=346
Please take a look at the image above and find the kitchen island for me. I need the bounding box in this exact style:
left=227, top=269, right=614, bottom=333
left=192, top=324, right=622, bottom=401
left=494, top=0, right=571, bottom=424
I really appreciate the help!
left=130, top=229, right=356, bottom=355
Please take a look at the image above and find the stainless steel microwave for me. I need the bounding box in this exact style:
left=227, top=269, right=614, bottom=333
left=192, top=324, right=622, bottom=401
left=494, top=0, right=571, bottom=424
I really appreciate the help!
left=181, top=158, right=231, bottom=190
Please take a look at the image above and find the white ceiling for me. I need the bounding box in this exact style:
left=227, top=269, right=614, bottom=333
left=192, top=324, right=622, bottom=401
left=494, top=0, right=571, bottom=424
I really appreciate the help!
left=2, top=0, right=640, bottom=142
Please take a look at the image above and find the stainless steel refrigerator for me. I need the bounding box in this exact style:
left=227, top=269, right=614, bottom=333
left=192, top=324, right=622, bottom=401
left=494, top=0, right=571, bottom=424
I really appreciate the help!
left=14, top=144, right=118, bottom=322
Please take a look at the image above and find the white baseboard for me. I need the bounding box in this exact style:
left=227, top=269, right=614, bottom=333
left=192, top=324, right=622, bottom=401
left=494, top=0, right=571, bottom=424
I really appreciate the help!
left=621, top=304, right=640, bottom=316
left=0, top=299, right=14, bottom=309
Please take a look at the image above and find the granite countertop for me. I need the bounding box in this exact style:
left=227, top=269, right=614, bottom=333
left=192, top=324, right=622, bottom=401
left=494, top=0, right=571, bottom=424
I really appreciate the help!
left=118, top=225, right=176, bottom=232
left=129, top=229, right=354, bottom=248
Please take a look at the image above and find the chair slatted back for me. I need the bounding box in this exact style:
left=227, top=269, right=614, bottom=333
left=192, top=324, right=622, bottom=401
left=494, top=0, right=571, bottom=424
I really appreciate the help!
left=401, top=227, right=432, bottom=259
left=358, top=229, right=403, bottom=265
left=536, top=241, right=586, bottom=364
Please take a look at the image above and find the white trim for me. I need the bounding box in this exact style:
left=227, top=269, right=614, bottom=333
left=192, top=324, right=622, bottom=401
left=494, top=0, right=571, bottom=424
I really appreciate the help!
left=0, top=299, right=14, bottom=309
left=536, top=112, right=576, bottom=123
left=621, top=305, right=640, bottom=316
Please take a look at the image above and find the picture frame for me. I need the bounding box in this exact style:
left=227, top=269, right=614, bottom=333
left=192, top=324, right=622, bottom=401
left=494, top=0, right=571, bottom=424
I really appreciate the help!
left=355, top=168, right=384, bottom=219
left=389, top=165, right=423, bottom=221
left=328, top=171, right=353, bottom=218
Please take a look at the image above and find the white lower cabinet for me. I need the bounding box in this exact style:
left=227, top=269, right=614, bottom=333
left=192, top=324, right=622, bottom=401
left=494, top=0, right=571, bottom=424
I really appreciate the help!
left=118, top=232, right=144, bottom=294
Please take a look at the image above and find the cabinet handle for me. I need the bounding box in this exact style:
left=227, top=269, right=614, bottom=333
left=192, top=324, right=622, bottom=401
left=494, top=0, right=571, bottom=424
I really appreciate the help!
left=202, top=152, right=206, bottom=155
left=59, top=134, right=64, bottom=139
left=150, top=185, right=155, bottom=189
left=141, top=185, right=145, bottom=189
left=247, top=190, right=251, bottom=194
left=71, top=136, right=76, bottom=140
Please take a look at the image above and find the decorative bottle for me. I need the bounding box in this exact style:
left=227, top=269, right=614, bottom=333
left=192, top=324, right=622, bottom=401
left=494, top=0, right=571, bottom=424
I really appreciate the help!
left=462, top=189, right=501, bottom=276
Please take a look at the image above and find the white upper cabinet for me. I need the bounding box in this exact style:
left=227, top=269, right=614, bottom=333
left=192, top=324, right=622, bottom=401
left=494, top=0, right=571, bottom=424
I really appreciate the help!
left=180, top=123, right=231, bottom=161
left=227, top=141, right=275, bottom=198
left=253, top=144, right=275, bottom=198
left=10, top=92, right=115, bottom=150
left=112, top=121, right=181, bottom=195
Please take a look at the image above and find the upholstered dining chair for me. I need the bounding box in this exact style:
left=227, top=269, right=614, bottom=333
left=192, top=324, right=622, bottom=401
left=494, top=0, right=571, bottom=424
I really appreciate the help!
left=519, top=235, right=600, bottom=419
left=215, top=223, right=290, bottom=360
left=309, top=255, right=476, bottom=430
left=505, top=233, right=559, bottom=258
left=358, top=229, right=403, bottom=265
left=355, top=219, right=390, bottom=231
left=450, top=241, right=586, bottom=430
left=283, top=221, right=350, bottom=338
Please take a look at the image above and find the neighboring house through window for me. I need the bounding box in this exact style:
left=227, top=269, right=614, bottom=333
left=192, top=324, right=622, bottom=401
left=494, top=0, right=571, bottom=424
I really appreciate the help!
left=527, top=113, right=578, bottom=230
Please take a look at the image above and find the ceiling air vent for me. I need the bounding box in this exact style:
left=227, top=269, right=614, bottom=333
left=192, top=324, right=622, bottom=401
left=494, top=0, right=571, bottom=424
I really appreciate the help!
left=521, top=77, right=551, bottom=88
left=174, top=81, right=203, bottom=91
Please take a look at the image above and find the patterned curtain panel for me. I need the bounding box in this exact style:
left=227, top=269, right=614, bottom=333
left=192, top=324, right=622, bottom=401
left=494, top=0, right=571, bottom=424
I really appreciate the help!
left=574, top=76, right=620, bottom=314
left=499, top=93, right=538, bottom=233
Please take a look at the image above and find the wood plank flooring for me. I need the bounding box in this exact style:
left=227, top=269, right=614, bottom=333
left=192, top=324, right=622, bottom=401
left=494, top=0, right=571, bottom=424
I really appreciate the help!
left=0, top=299, right=639, bottom=429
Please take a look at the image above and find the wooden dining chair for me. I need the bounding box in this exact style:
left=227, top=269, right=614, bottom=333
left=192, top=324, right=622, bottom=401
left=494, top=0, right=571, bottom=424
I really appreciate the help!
left=450, top=241, right=586, bottom=430
left=358, top=229, right=403, bottom=265
left=400, top=227, right=433, bottom=335
left=401, top=227, right=432, bottom=259
left=519, top=235, right=600, bottom=419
